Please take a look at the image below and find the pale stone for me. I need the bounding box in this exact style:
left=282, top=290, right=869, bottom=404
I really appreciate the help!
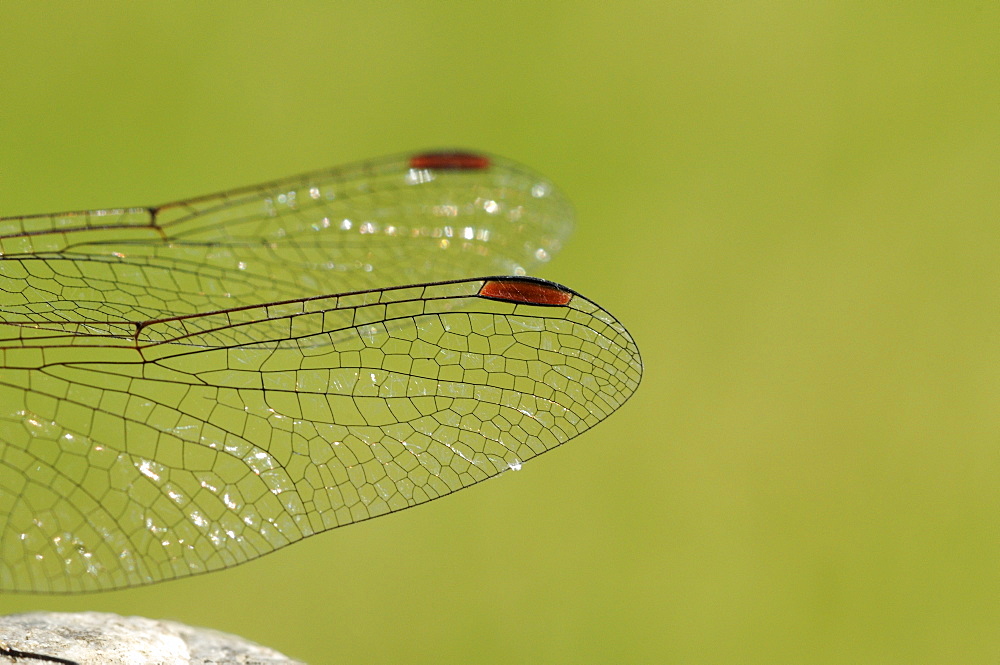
left=0, top=611, right=304, bottom=665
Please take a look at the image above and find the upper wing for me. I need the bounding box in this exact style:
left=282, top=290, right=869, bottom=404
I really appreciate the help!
left=0, top=151, right=573, bottom=323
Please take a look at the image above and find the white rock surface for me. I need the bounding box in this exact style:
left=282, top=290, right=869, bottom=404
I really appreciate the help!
left=0, top=611, right=305, bottom=665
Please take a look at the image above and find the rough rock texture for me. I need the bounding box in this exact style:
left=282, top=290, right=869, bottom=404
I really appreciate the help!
left=0, top=611, right=305, bottom=665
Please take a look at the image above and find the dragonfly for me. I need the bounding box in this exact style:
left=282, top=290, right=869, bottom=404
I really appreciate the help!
left=0, top=150, right=642, bottom=593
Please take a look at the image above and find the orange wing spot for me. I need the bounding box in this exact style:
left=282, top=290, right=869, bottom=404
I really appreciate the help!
left=408, top=151, right=491, bottom=171
left=478, top=279, right=573, bottom=306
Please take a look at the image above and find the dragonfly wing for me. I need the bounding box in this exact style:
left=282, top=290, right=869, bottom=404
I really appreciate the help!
left=0, top=277, right=641, bottom=592
left=0, top=152, right=573, bottom=322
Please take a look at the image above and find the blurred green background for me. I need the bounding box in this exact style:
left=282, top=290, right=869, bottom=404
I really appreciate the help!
left=1, top=2, right=998, bottom=663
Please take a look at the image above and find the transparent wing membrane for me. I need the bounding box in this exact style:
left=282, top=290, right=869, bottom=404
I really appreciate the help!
left=0, top=151, right=572, bottom=323
left=0, top=151, right=641, bottom=593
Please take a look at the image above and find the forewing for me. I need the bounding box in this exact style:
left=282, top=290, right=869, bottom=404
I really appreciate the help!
left=0, top=152, right=572, bottom=323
